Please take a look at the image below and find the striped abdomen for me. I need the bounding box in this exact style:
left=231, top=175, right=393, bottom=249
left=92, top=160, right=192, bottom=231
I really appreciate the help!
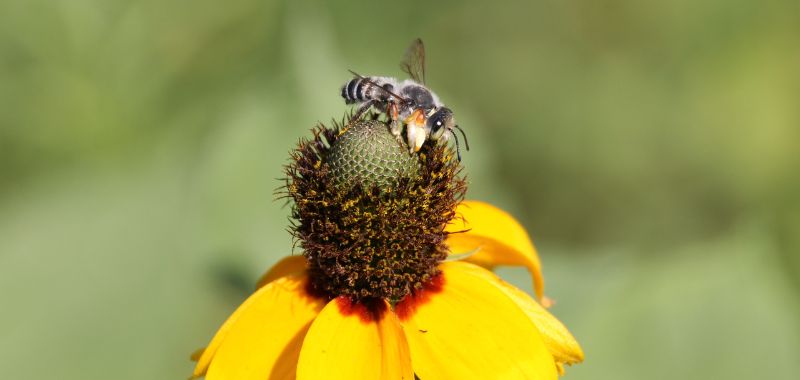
left=341, top=76, right=396, bottom=104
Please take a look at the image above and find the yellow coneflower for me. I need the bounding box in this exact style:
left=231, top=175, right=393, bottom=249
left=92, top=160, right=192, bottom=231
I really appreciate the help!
left=189, top=119, right=583, bottom=379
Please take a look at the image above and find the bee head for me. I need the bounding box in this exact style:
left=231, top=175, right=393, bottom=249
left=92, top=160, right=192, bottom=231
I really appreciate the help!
left=427, top=107, right=456, bottom=141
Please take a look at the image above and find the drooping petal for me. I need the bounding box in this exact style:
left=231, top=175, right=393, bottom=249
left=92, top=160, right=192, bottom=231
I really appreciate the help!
left=190, top=291, right=257, bottom=377
left=197, top=273, right=325, bottom=380
left=255, top=255, right=308, bottom=289
left=297, top=297, right=414, bottom=380
left=445, top=200, right=546, bottom=298
left=494, top=279, right=584, bottom=373
left=396, top=261, right=558, bottom=380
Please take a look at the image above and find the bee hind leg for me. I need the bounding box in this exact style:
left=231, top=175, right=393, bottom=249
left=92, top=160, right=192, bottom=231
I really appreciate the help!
left=350, top=100, right=376, bottom=123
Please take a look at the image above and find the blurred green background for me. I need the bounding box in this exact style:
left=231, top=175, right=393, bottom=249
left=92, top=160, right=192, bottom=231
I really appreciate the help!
left=1, top=0, right=798, bottom=379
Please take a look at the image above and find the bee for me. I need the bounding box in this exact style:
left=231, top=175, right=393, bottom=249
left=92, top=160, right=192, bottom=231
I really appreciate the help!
left=341, top=39, right=470, bottom=160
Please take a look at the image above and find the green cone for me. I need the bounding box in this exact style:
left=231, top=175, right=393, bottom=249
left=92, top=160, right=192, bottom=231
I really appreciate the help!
left=327, top=120, right=420, bottom=190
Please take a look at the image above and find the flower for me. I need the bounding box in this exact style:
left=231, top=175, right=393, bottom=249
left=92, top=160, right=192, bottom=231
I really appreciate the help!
left=189, top=119, right=583, bottom=379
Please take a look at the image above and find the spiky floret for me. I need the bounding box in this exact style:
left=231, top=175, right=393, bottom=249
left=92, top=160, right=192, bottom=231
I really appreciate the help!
left=285, top=116, right=466, bottom=302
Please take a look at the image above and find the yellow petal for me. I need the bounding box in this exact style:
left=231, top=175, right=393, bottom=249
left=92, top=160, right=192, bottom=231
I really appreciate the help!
left=255, top=255, right=308, bottom=290
left=198, top=273, right=325, bottom=380
left=446, top=200, right=546, bottom=299
left=495, top=279, right=585, bottom=372
left=397, top=261, right=557, bottom=380
left=297, top=297, right=414, bottom=380
left=190, top=294, right=254, bottom=377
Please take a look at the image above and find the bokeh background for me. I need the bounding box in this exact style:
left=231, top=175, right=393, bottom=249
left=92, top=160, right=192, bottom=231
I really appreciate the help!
left=1, top=0, right=798, bottom=379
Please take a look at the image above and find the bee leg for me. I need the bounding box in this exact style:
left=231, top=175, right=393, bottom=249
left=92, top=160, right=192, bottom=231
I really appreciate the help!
left=390, top=119, right=401, bottom=138
left=406, top=123, right=418, bottom=153
left=391, top=117, right=407, bottom=153
left=351, top=100, right=376, bottom=123
left=415, top=109, right=430, bottom=153
left=401, top=109, right=425, bottom=153
left=450, top=130, right=462, bottom=161
left=385, top=102, right=405, bottom=150
left=388, top=102, right=403, bottom=137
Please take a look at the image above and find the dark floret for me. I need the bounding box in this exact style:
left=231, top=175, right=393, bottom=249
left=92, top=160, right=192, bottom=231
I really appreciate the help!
left=284, top=116, right=466, bottom=302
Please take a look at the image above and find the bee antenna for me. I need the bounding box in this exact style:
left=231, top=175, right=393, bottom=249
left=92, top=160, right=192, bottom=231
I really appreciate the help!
left=347, top=69, right=366, bottom=78
left=347, top=69, right=410, bottom=105
left=450, top=129, right=463, bottom=162
left=453, top=125, right=470, bottom=151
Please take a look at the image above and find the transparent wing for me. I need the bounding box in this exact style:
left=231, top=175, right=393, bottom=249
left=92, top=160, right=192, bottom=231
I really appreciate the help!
left=400, top=38, right=426, bottom=84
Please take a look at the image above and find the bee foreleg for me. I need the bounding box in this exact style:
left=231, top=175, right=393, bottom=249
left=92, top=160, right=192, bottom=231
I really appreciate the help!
left=402, top=109, right=427, bottom=153
left=450, top=129, right=462, bottom=162
left=407, top=122, right=427, bottom=153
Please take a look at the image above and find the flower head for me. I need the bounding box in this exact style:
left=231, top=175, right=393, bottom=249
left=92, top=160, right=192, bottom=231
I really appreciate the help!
left=190, top=117, right=583, bottom=379
left=288, top=119, right=465, bottom=302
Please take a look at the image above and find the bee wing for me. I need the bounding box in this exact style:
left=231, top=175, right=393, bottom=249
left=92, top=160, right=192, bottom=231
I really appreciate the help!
left=400, top=38, right=426, bottom=84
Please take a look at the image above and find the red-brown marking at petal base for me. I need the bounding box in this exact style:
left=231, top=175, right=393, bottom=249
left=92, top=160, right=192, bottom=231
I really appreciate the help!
left=394, top=272, right=445, bottom=321
left=335, top=296, right=388, bottom=324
